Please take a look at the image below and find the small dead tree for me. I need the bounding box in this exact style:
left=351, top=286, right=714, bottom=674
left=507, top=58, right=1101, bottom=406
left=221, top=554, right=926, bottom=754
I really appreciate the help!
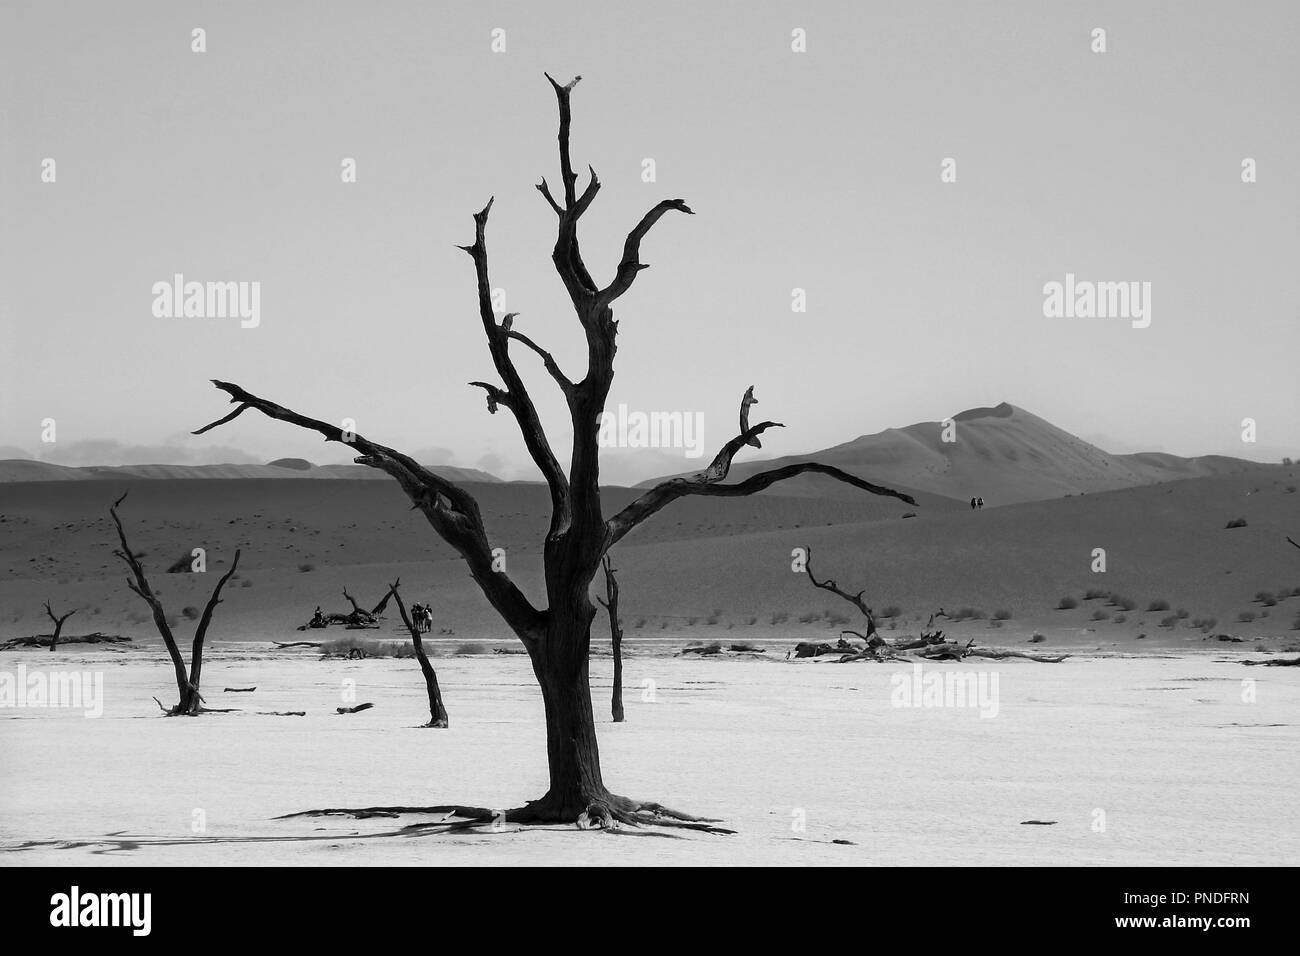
left=109, top=493, right=241, bottom=715
left=803, top=545, right=882, bottom=647
left=595, top=555, right=624, bottom=723
left=195, top=75, right=915, bottom=828
left=43, top=600, right=77, bottom=652
left=387, top=581, right=449, bottom=728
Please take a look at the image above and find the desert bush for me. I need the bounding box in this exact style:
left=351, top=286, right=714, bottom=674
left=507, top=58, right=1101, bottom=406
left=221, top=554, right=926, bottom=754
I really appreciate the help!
left=634, top=618, right=646, bottom=629
left=1057, top=596, right=1079, bottom=610
left=827, top=613, right=850, bottom=627
left=1029, top=633, right=1046, bottom=643
left=1091, top=609, right=1110, bottom=621
left=181, top=605, right=200, bottom=620
left=1175, top=608, right=1189, bottom=619
left=1159, top=615, right=1177, bottom=628
left=1084, top=588, right=1108, bottom=600
left=952, top=607, right=985, bottom=621
left=240, top=579, right=253, bottom=588
left=1255, top=591, right=1277, bottom=606
left=687, top=616, right=699, bottom=626
left=1225, top=517, right=1248, bottom=529
left=1147, top=599, right=1170, bottom=612
left=298, top=563, right=315, bottom=572
left=1291, top=614, right=1300, bottom=631
left=745, top=616, right=757, bottom=626
left=1114, top=613, right=1127, bottom=623
left=770, top=611, right=789, bottom=625
left=879, top=605, right=901, bottom=619
left=453, top=642, right=489, bottom=655
left=1114, top=596, right=1137, bottom=611
left=797, top=612, right=819, bottom=624
left=1237, top=611, right=1256, bottom=623
left=993, top=608, right=1012, bottom=620
left=706, top=613, right=720, bottom=626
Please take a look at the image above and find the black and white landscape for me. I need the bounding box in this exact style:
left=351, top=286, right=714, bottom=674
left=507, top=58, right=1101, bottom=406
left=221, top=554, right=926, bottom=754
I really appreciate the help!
left=1, top=1, right=1297, bottom=872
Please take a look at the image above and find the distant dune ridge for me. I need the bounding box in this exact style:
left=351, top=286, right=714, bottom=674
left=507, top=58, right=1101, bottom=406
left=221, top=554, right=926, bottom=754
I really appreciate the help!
left=0, top=458, right=500, bottom=485
left=640, top=402, right=1264, bottom=504
left=1, top=403, right=1261, bottom=501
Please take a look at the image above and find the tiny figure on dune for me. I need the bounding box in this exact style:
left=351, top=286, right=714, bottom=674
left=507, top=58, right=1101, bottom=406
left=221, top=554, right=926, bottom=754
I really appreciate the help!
left=977, top=496, right=984, bottom=510
left=309, top=606, right=326, bottom=628
left=970, top=497, right=977, bottom=510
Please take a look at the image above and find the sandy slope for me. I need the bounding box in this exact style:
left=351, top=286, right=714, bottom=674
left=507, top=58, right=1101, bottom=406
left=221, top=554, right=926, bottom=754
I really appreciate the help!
left=1, top=646, right=1296, bottom=865
left=640, top=403, right=1269, bottom=504
left=2, top=469, right=1294, bottom=651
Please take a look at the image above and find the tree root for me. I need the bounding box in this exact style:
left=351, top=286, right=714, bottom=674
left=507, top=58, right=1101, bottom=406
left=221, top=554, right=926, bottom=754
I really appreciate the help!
left=151, top=696, right=238, bottom=716
left=277, top=796, right=735, bottom=834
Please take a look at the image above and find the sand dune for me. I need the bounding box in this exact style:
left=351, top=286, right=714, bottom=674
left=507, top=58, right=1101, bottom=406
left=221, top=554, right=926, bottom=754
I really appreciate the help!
left=0, top=459, right=500, bottom=484
left=1, top=466, right=1295, bottom=652
left=641, top=403, right=1266, bottom=505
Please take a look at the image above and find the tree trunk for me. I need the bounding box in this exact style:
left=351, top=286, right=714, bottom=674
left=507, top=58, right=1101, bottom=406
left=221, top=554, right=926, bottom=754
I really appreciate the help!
left=611, top=632, right=625, bottom=723
left=597, top=555, right=625, bottom=722
left=527, top=617, right=610, bottom=819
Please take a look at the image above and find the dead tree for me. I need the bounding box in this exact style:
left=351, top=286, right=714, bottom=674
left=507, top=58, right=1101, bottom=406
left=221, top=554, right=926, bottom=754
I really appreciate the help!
left=595, top=555, right=625, bottom=723
left=109, top=493, right=241, bottom=715
left=43, top=600, right=77, bottom=652
left=387, top=581, right=449, bottom=728
left=803, top=545, right=882, bottom=647
left=194, top=74, right=914, bottom=829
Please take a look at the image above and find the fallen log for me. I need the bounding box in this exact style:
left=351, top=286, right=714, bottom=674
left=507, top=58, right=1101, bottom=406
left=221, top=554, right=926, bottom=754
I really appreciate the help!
left=223, top=686, right=257, bottom=692
left=966, top=648, right=1070, bottom=663
left=0, top=633, right=132, bottom=650
left=1241, top=656, right=1300, bottom=667
left=336, top=703, right=375, bottom=714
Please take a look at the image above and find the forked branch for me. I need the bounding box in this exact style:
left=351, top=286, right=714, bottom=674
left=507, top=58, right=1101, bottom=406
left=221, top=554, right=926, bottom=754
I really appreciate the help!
left=194, top=381, right=543, bottom=640
left=604, top=389, right=917, bottom=550
left=42, top=600, right=77, bottom=652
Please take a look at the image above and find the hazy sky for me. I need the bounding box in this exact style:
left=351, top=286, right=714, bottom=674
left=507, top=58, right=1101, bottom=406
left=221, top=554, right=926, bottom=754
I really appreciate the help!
left=2, top=0, right=1297, bottom=482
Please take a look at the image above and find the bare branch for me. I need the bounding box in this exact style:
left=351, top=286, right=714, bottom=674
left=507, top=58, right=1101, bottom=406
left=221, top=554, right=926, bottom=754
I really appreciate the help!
left=194, top=381, right=544, bottom=638
left=508, top=329, right=575, bottom=395
left=188, top=549, right=241, bottom=696
left=109, top=493, right=193, bottom=707
left=388, top=581, right=451, bottom=726
left=740, top=385, right=761, bottom=448
left=460, top=200, right=572, bottom=527
left=604, top=390, right=917, bottom=550
left=544, top=72, right=583, bottom=206
left=804, top=546, right=877, bottom=639
left=599, top=199, right=694, bottom=305
left=536, top=179, right=564, bottom=215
